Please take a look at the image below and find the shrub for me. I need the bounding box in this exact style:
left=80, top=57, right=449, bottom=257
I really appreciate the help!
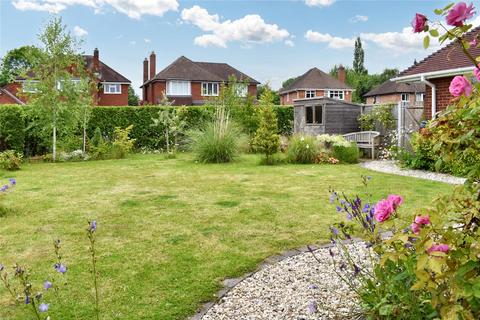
left=111, top=125, right=136, bottom=159
left=286, top=135, right=318, bottom=164
left=332, top=143, right=359, bottom=163
left=59, top=150, right=88, bottom=162
left=358, top=104, right=395, bottom=131
left=190, top=107, right=243, bottom=163
left=0, top=105, right=25, bottom=153
left=0, top=150, right=23, bottom=171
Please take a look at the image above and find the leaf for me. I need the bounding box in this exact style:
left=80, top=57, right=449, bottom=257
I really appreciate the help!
left=428, top=257, right=444, bottom=274
left=424, top=35, right=430, bottom=49
left=429, top=29, right=439, bottom=37
left=434, top=8, right=443, bottom=15
left=411, top=280, right=425, bottom=290
left=379, top=304, right=393, bottom=316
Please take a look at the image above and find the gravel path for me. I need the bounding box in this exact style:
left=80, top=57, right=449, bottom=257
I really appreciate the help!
left=200, top=243, right=369, bottom=320
left=360, top=160, right=466, bottom=185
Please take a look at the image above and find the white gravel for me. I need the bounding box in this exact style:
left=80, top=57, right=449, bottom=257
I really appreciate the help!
left=360, top=160, right=466, bottom=185
left=202, top=243, right=370, bottom=320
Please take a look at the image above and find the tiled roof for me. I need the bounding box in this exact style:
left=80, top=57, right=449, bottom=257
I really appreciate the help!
left=147, top=56, right=259, bottom=85
left=364, top=80, right=425, bottom=97
left=279, top=67, right=352, bottom=94
left=398, top=26, right=480, bottom=78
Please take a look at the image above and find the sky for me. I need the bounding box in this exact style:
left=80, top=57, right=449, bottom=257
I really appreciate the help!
left=0, top=0, right=476, bottom=96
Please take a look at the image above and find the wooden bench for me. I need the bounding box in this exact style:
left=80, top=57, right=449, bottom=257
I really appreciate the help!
left=343, top=131, right=380, bottom=159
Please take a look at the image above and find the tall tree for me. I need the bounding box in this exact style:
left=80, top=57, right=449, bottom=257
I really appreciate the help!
left=128, top=86, right=139, bottom=106
left=281, top=77, right=297, bottom=89
left=28, top=17, right=89, bottom=161
left=353, top=37, right=367, bottom=74
left=257, top=84, right=280, bottom=105
left=0, top=46, right=42, bottom=86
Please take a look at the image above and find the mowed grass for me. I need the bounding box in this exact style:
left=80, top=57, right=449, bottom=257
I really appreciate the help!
left=0, top=154, right=453, bottom=319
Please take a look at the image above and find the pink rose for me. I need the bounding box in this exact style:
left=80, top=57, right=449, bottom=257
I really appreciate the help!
left=387, top=194, right=403, bottom=210
left=411, top=13, right=428, bottom=33
left=470, top=38, right=478, bottom=47
left=414, top=215, right=430, bottom=225
left=374, top=199, right=394, bottom=222
left=427, top=244, right=450, bottom=254
left=474, top=67, right=480, bottom=81
left=411, top=223, right=421, bottom=235
left=446, top=2, right=475, bottom=27
left=449, top=76, right=472, bottom=97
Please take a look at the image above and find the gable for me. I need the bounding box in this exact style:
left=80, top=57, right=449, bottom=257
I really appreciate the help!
left=280, top=68, right=352, bottom=94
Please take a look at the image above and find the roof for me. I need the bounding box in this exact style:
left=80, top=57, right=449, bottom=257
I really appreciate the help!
left=16, top=55, right=131, bottom=84
left=293, top=96, right=362, bottom=107
left=364, top=80, right=425, bottom=97
left=396, top=26, right=480, bottom=80
left=144, top=56, right=259, bottom=86
left=279, top=68, right=352, bottom=94
left=0, top=86, right=25, bottom=105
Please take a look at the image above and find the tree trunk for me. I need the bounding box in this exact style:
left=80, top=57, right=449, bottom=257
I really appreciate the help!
left=83, top=126, right=87, bottom=155
left=53, top=125, right=57, bottom=162
left=165, top=129, right=170, bottom=153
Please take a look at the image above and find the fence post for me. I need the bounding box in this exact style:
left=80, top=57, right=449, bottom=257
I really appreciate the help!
left=397, top=101, right=403, bottom=149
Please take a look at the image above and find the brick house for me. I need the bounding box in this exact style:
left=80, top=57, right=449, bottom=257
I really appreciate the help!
left=394, top=26, right=480, bottom=119
left=141, top=53, right=259, bottom=105
left=0, top=48, right=131, bottom=106
left=364, top=80, right=425, bottom=106
left=278, top=66, right=353, bottom=105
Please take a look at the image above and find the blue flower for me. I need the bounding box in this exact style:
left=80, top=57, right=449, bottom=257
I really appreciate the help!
left=39, top=303, right=49, bottom=312
left=54, top=263, right=67, bottom=274
left=89, top=220, right=97, bottom=232
left=25, top=295, right=30, bottom=305
left=335, top=206, right=342, bottom=212
left=367, top=176, right=372, bottom=180
left=346, top=213, right=353, bottom=220
left=307, top=301, right=318, bottom=314
left=331, top=226, right=339, bottom=235
left=9, top=178, right=16, bottom=185
left=44, top=281, right=52, bottom=290
left=0, top=185, right=8, bottom=192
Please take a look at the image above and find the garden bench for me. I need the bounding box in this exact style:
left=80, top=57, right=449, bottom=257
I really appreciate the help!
left=343, top=131, right=380, bottom=159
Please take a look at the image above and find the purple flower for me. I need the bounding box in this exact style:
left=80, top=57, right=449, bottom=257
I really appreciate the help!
left=308, top=284, right=318, bottom=289
left=329, top=192, right=336, bottom=204
left=25, top=295, right=30, bottom=304
left=1, top=185, right=8, bottom=192
left=54, top=263, right=67, bottom=274
left=335, top=206, right=342, bottom=212
left=89, top=220, right=97, bottom=232
left=346, top=213, right=352, bottom=220
left=362, top=203, right=370, bottom=213
left=353, top=264, right=361, bottom=276
left=9, top=178, right=16, bottom=185
left=44, top=281, right=52, bottom=290
left=331, top=226, right=339, bottom=235
left=307, top=301, right=318, bottom=314
left=39, top=303, right=49, bottom=312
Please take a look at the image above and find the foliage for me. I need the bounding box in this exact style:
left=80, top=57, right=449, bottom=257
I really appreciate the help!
left=400, top=131, right=436, bottom=171
left=316, top=134, right=358, bottom=163
left=190, top=106, right=243, bottom=163
left=111, top=125, right=136, bottom=159
left=0, top=178, right=16, bottom=217
left=353, top=37, right=367, bottom=75
left=281, top=77, right=297, bottom=90
left=286, top=135, right=318, bottom=164
left=332, top=143, right=359, bottom=164
left=358, top=104, right=395, bottom=131
left=151, top=108, right=187, bottom=156
left=0, top=46, right=42, bottom=86
left=89, top=127, right=110, bottom=160
left=257, top=84, right=280, bottom=104
left=0, top=150, right=23, bottom=171
left=316, top=134, right=352, bottom=148
left=274, top=106, right=294, bottom=135
left=128, top=86, right=139, bottom=106
left=252, top=87, right=280, bottom=164
left=0, top=105, right=25, bottom=153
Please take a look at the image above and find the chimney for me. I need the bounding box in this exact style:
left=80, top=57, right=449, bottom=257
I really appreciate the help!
left=93, top=48, right=99, bottom=73
left=149, top=51, right=156, bottom=80
left=143, top=58, right=149, bottom=83
left=338, top=64, right=346, bottom=84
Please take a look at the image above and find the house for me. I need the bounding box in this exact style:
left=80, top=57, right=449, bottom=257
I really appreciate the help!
left=364, top=80, right=425, bottom=106
left=279, top=66, right=353, bottom=105
left=141, top=53, right=259, bottom=105
left=0, top=48, right=131, bottom=106
left=293, top=97, right=361, bottom=136
left=394, top=26, right=480, bottom=119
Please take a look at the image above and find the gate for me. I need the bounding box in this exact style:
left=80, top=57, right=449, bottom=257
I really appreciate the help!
left=397, top=102, right=424, bottom=150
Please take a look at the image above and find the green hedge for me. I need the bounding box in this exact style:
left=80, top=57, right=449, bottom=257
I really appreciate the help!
left=0, top=104, right=293, bottom=154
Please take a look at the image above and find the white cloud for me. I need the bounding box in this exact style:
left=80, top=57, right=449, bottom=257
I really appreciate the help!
left=305, top=30, right=355, bottom=49
left=11, top=0, right=178, bottom=19
left=144, top=38, right=151, bottom=43
left=284, top=39, right=295, bottom=47
left=305, top=0, right=336, bottom=7
left=181, top=5, right=290, bottom=48
left=360, top=27, right=441, bottom=53
left=351, top=15, right=368, bottom=23
left=73, top=25, right=88, bottom=37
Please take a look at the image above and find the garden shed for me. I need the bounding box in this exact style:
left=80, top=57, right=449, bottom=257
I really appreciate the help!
left=293, top=97, right=362, bottom=135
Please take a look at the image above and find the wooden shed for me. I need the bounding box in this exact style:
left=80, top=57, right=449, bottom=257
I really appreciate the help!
left=293, top=97, right=362, bottom=135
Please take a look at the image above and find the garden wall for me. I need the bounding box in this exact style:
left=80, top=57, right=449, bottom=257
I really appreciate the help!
left=0, top=105, right=293, bottom=155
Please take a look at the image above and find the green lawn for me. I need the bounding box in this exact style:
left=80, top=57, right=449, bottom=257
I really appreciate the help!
left=0, top=154, right=453, bottom=319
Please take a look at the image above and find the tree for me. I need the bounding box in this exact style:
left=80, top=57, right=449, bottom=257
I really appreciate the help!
left=281, top=77, right=297, bottom=89
left=151, top=108, right=186, bottom=155
left=0, top=46, right=42, bottom=86
left=252, top=87, right=280, bottom=164
left=353, top=37, right=367, bottom=74
left=257, top=84, right=280, bottom=105
left=28, top=17, right=89, bottom=161
left=128, top=86, right=139, bottom=106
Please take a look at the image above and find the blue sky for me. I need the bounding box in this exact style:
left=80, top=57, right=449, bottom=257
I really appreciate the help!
left=0, top=0, right=472, bottom=95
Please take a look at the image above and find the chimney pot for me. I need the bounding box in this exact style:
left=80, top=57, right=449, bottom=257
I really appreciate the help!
left=149, top=51, right=156, bottom=80
left=338, top=64, right=346, bottom=84
left=143, top=58, right=149, bottom=83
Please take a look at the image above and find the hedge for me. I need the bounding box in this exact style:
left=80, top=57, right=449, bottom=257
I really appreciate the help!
left=0, top=104, right=293, bottom=154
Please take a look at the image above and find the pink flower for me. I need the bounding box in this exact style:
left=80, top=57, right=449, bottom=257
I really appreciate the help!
left=446, top=2, right=475, bottom=27
left=470, top=37, right=478, bottom=47
left=414, top=215, right=430, bottom=225
left=427, top=244, right=450, bottom=254
left=387, top=194, right=403, bottom=210
left=411, top=223, right=421, bottom=234
left=449, top=76, right=473, bottom=97
left=474, top=67, right=480, bottom=81
left=411, top=13, right=428, bottom=33
left=374, top=199, right=394, bottom=222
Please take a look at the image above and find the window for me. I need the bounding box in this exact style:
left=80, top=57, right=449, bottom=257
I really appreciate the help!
left=104, top=83, right=122, bottom=94
left=416, top=93, right=424, bottom=102
left=22, top=81, right=39, bottom=93
left=401, top=93, right=410, bottom=102
left=305, top=105, right=323, bottom=125
left=305, top=90, right=316, bottom=98
left=167, top=80, right=191, bottom=96
left=57, top=79, right=81, bottom=91
left=328, top=90, right=344, bottom=100
left=202, top=82, right=219, bottom=96
left=234, top=84, right=248, bottom=97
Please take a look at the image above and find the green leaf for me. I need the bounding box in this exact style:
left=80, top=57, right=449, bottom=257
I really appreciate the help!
left=429, top=29, right=439, bottom=37
left=423, top=35, right=430, bottom=49
left=434, top=8, right=443, bottom=15
left=379, top=304, right=393, bottom=316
